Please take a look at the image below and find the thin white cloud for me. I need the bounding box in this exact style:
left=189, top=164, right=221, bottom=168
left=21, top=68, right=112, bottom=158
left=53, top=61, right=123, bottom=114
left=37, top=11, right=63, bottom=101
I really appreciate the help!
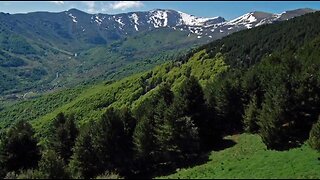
left=76, top=1, right=144, bottom=14
left=110, top=1, right=144, bottom=11
left=50, top=1, right=64, bottom=5
left=82, top=1, right=96, bottom=13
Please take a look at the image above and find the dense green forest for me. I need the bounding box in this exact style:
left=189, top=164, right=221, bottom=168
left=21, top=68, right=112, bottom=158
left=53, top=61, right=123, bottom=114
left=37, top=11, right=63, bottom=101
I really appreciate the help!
left=0, top=25, right=197, bottom=99
left=1, top=11, right=320, bottom=179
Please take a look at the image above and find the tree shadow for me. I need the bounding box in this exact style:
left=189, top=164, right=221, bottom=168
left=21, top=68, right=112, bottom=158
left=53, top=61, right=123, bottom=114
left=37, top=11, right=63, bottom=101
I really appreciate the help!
left=211, top=138, right=237, bottom=151
left=270, top=131, right=311, bottom=151
left=271, top=138, right=306, bottom=151
left=147, top=153, right=212, bottom=179
left=132, top=138, right=238, bottom=179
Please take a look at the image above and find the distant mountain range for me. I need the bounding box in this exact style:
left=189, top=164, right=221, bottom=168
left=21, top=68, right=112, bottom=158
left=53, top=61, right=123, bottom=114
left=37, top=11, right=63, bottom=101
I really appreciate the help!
left=51, top=8, right=318, bottom=40
left=0, top=8, right=316, bottom=50
left=0, top=8, right=317, bottom=100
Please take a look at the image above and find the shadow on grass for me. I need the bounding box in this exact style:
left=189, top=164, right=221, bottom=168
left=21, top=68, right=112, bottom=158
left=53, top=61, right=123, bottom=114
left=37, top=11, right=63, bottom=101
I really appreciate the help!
left=131, top=138, right=238, bottom=179
left=148, top=153, right=212, bottom=179
left=270, top=133, right=310, bottom=151
left=211, top=138, right=237, bottom=151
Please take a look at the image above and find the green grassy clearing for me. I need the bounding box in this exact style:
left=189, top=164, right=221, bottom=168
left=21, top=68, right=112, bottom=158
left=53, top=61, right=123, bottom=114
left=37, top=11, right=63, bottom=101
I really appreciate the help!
left=160, top=134, right=320, bottom=179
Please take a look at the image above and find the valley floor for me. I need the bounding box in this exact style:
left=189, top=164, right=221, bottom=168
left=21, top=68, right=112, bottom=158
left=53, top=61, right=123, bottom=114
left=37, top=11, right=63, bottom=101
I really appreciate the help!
left=158, top=134, right=320, bottom=179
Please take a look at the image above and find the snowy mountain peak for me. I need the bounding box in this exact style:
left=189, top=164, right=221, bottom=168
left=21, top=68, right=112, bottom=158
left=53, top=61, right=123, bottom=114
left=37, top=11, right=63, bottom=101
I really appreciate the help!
left=177, top=10, right=223, bottom=26
left=227, top=11, right=279, bottom=29
left=229, top=11, right=275, bottom=25
left=60, top=8, right=316, bottom=40
left=230, top=12, right=257, bottom=24
left=148, top=9, right=169, bottom=27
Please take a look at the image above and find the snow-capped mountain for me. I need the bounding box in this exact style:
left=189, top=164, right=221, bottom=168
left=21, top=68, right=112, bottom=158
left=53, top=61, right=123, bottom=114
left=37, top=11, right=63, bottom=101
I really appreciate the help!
left=63, top=8, right=316, bottom=41
left=0, top=8, right=316, bottom=50
left=226, top=11, right=277, bottom=28
left=186, top=8, right=317, bottom=39
left=64, top=8, right=226, bottom=35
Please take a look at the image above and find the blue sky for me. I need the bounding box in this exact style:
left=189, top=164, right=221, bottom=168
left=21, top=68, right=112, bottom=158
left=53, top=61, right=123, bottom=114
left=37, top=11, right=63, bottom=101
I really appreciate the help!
left=0, top=1, right=319, bottom=20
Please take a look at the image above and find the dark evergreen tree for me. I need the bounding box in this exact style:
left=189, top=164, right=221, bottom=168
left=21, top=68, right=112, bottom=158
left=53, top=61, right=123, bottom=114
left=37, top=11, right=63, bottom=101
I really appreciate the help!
left=118, top=107, right=137, bottom=173
left=170, top=115, right=200, bottom=165
left=0, top=121, right=40, bottom=176
left=69, top=126, right=99, bottom=179
left=38, top=150, right=70, bottom=179
left=258, top=86, right=289, bottom=150
left=213, top=73, right=244, bottom=135
left=153, top=84, right=176, bottom=170
left=91, top=107, right=136, bottom=176
left=243, top=95, right=260, bottom=133
left=50, top=113, right=79, bottom=163
left=175, top=75, right=216, bottom=149
left=133, top=114, right=157, bottom=174
left=308, top=117, right=320, bottom=151
left=175, top=75, right=205, bottom=118
left=133, top=83, right=174, bottom=174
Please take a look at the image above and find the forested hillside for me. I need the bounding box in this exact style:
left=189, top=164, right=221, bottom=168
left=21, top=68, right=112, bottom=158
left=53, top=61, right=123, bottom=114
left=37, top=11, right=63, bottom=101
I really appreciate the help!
left=0, top=10, right=320, bottom=179
left=0, top=26, right=196, bottom=100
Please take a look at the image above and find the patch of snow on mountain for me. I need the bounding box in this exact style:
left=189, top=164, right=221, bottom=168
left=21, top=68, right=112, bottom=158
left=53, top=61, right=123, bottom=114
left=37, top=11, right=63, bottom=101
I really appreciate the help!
left=229, top=13, right=257, bottom=25
left=186, top=26, right=204, bottom=35
left=204, top=24, right=214, bottom=28
left=245, top=24, right=252, bottom=29
left=81, top=26, right=85, bottom=32
left=68, top=13, right=77, bottom=23
left=134, top=24, right=138, bottom=31
left=247, top=14, right=257, bottom=23
left=95, top=15, right=103, bottom=26
left=129, top=13, right=139, bottom=31
left=255, top=15, right=279, bottom=27
left=116, top=17, right=125, bottom=28
left=278, top=11, right=287, bottom=16
left=178, top=11, right=218, bottom=26
left=255, top=19, right=268, bottom=27
left=149, top=10, right=168, bottom=28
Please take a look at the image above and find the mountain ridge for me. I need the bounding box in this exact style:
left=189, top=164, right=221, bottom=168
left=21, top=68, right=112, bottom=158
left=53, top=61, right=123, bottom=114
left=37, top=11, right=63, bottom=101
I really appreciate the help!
left=2, top=8, right=316, bottom=42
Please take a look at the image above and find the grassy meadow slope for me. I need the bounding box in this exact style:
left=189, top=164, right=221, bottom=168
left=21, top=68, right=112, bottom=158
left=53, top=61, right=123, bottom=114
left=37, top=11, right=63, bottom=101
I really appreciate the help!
left=160, top=134, right=320, bottom=179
